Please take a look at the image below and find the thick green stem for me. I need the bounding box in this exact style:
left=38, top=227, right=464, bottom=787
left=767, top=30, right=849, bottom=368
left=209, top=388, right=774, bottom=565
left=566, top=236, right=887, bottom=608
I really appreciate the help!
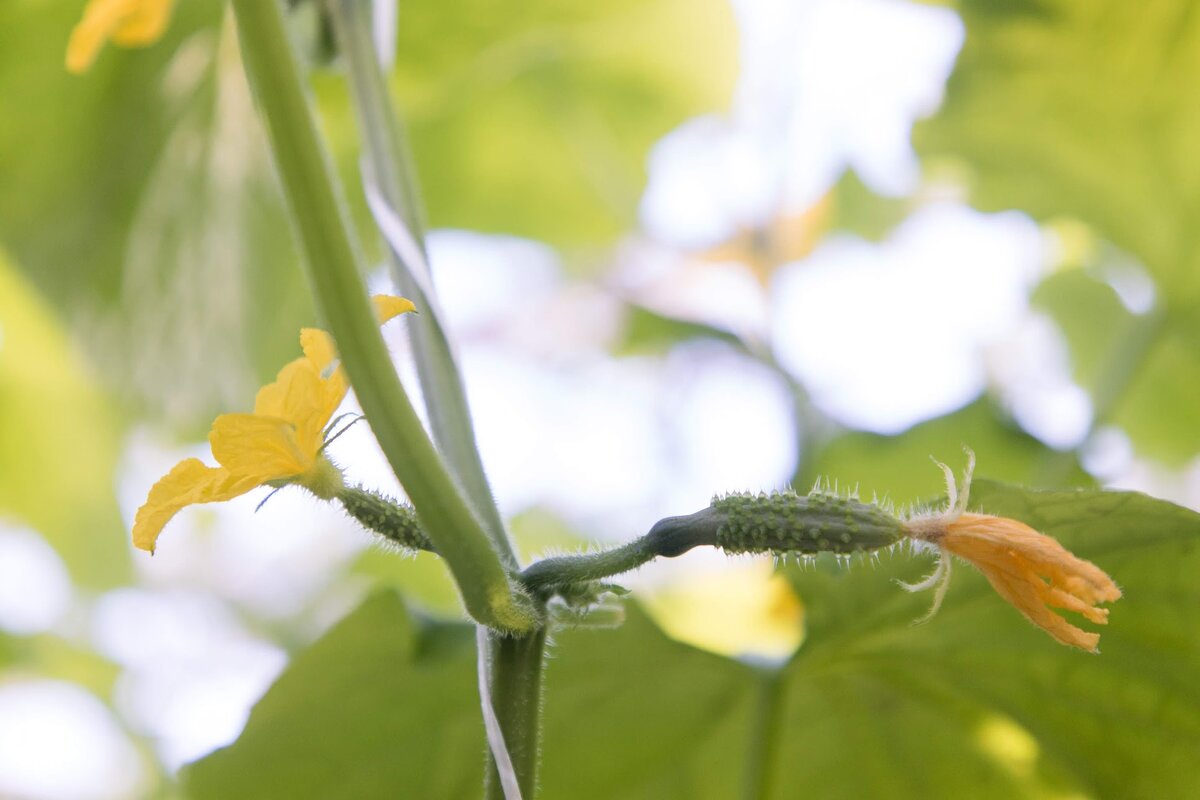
left=742, top=670, right=785, bottom=800
left=322, top=0, right=518, bottom=570
left=230, top=0, right=534, bottom=632
left=485, top=629, right=547, bottom=800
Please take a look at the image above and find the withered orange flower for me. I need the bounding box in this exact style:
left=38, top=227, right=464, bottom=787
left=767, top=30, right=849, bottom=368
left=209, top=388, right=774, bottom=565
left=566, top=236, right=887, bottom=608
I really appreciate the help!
left=902, top=450, right=1121, bottom=652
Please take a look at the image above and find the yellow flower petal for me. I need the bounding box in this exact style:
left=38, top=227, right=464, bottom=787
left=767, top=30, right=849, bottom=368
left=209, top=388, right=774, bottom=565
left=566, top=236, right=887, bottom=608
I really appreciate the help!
left=300, top=327, right=339, bottom=376
left=252, top=358, right=342, bottom=456
left=132, top=458, right=260, bottom=553
left=111, top=0, right=174, bottom=46
left=371, top=294, right=416, bottom=325
left=209, top=413, right=312, bottom=480
left=130, top=293, right=409, bottom=554
left=298, top=296, right=413, bottom=375
left=65, top=0, right=175, bottom=73
left=66, top=0, right=131, bottom=73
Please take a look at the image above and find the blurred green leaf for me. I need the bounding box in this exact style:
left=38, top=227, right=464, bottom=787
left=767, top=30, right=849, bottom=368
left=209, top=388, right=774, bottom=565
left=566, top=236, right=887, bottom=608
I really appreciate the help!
left=0, top=253, right=129, bottom=588
left=1112, top=329, right=1200, bottom=463
left=320, top=0, right=738, bottom=247
left=0, top=634, right=123, bottom=698
left=830, top=169, right=911, bottom=242
left=0, top=2, right=314, bottom=429
left=806, top=400, right=1087, bottom=507
left=184, top=589, right=753, bottom=799
left=1031, top=269, right=1133, bottom=391
left=915, top=0, right=1200, bottom=306
left=349, top=548, right=465, bottom=618
left=1034, top=269, right=1200, bottom=464
left=184, top=482, right=1199, bottom=798
left=183, top=591, right=483, bottom=799
left=614, top=303, right=743, bottom=356
left=915, top=0, right=1200, bottom=464
left=508, top=506, right=591, bottom=563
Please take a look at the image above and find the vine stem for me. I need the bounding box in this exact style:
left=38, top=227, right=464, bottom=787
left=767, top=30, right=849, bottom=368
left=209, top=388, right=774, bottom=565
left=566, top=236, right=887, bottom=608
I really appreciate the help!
left=315, top=3, right=546, bottom=796
left=321, top=0, right=518, bottom=570
left=519, top=509, right=720, bottom=593
left=742, top=670, right=785, bottom=800
left=484, top=629, right=547, bottom=799
left=229, top=0, right=535, bottom=632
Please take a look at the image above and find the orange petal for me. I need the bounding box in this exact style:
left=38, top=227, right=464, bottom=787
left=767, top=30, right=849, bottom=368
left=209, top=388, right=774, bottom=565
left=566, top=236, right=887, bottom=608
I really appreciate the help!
left=943, top=513, right=1119, bottom=652
left=132, top=458, right=260, bottom=553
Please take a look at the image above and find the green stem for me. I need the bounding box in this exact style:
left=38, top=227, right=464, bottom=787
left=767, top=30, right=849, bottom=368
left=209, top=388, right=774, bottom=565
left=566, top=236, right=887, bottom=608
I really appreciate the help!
left=519, top=510, right=719, bottom=593
left=322, top=0, right=518, bottom=569
left=485, top=629, right=547, bottom=800
left=742, top=670, right=785, bottom=800
left=230, top=0, right=534, bottom=632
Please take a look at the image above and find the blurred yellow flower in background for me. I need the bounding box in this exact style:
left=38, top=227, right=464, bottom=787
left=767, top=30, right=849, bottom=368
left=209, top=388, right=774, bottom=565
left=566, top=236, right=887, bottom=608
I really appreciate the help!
left=641, top=560, right=804, bottom=662
left=66, top=0, right=176, bottom=73
left=133, top=295, right=415, bottom=553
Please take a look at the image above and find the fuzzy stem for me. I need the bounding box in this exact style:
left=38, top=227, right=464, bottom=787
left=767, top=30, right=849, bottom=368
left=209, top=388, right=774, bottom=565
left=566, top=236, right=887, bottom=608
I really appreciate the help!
left=519, top=510, right=720, bottom=594
left=230, top=0, right=535, bottom=632
left=484, top=629, right=547, bottom=800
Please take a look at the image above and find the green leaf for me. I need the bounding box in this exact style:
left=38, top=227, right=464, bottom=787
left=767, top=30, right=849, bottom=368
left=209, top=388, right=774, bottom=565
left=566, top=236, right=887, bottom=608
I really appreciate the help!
left=538, top=608, right=752, bottom=798
left=780, top=480, right=1200, bottom=798
left=183, top=591, right=483, bottom=799
left=0, top=634, right=122, bottom=698
left=0, top=2, right=314, bottom=428
left=914, top=0, right=1200, bottom=462
left=320, top=0, right=738, bottom=247
left=1031, top=269, right=1132, bottom=391
left=1033, top=269, right=1200, bottom=464
left=614, top=303, right=744, bottom=356
left=830, top=169, right=911, bottom=242
left=349, top=548, right=466, bottom=619
left=805, top=400, right=1088, bottom=507
left=1112, top=330, right=1200, bottom=463
left=184, top=483, right=1199, bottom=798
left=0, top=253, right=129, bottom=588
left=914, top=0, right=1200, bottom=305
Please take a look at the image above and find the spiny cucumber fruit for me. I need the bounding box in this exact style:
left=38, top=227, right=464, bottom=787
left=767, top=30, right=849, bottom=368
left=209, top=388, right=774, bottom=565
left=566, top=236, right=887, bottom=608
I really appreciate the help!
left=712, top=490, right=904, bottom=555
left=338, top=486, right=434, bottom=553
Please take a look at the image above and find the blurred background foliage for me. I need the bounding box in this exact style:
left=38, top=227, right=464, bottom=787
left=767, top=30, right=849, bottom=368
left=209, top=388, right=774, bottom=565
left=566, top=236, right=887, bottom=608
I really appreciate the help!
left=0, top=0, right=1197, bottom=798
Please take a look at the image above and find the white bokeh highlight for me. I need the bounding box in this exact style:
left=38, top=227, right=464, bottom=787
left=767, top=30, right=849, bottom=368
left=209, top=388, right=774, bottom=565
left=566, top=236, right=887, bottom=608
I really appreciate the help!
left=989, top=313, right=1093, bottom=449
left=92, top=588, right=287, bottom=770
left=0, top=681, right=147, bottom=800
left=0, top=524, right=72, bottom=635
left=771, top=203, right=1045, bottom=432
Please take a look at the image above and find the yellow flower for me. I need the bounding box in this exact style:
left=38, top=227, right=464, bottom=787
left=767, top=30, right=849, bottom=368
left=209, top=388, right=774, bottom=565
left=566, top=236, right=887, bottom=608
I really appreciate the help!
left=902, top=450, right=1121, bottom=652
left=133, top=295, right=415, bottom=554
left=66, top=0, right=176, bottom=74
